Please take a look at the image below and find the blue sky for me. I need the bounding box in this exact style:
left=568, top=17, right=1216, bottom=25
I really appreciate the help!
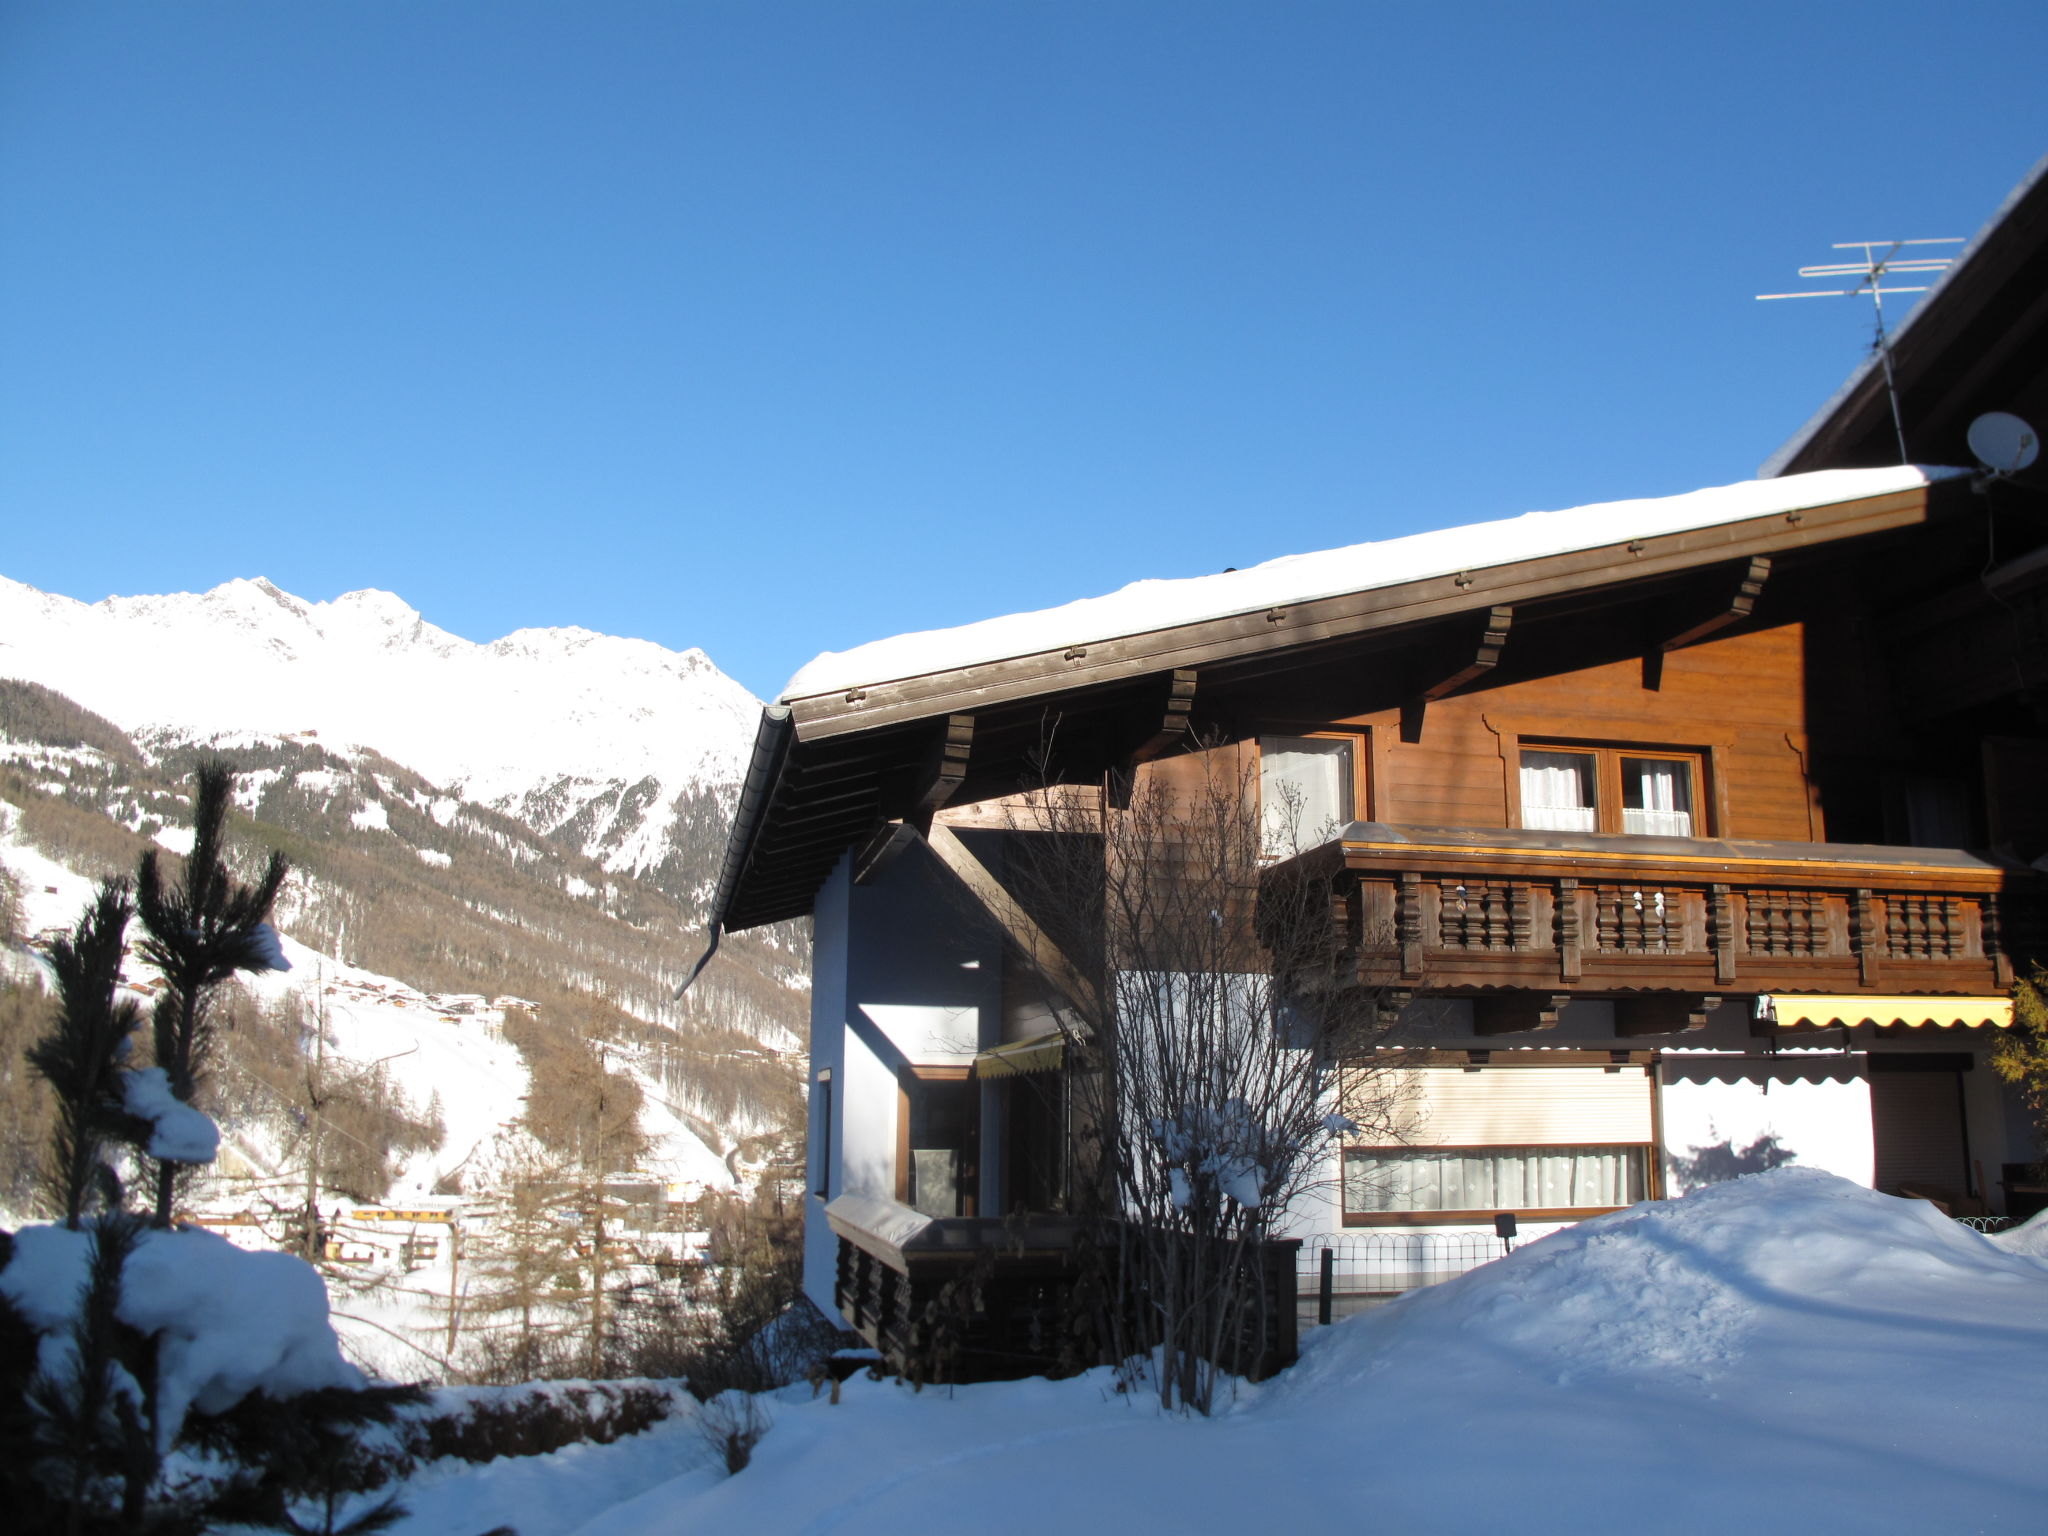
left=3, top=3, right=2044, bottom=700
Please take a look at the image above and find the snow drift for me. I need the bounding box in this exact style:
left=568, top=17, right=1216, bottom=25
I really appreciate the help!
left=386, top=1169, right=2048, bottom=1536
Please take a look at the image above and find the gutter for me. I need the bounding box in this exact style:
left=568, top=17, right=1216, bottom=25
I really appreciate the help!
left=672, top=703, right=796, bottom=999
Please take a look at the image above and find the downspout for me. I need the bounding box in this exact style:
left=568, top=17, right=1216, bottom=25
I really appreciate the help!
left=673, top=704, right=796, bottom=999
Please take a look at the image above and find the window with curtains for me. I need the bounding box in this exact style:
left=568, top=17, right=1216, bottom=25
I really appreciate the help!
left=1518, top=746, right=1704, bottom=838
left=1343, top=1145, right=1647, bottom=1216
left=1259, top=734, right=1359, bottom=858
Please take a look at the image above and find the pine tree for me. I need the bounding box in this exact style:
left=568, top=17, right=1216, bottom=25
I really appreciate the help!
left=1991, top=967, right=2048, bottom=1174
left=135, top=761, right=290, bottom=1225
left=28, top=880, right=145, bottom=1228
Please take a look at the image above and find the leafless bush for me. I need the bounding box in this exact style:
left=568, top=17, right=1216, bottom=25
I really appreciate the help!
left=696, top=1391, right=770, bottom=1475
left=1001, top=740, right=1403, bottom=1413
left=402, top=1383, right=675, bottom=1468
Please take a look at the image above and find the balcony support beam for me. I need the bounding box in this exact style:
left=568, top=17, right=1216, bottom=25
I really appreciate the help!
left=1614, top=993, right=1722, bottom=1037
left=1471, top=991, right=1573, bottom=1035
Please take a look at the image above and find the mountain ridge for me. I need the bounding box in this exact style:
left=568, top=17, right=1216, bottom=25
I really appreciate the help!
left=0, top=574, right=761, bottom=883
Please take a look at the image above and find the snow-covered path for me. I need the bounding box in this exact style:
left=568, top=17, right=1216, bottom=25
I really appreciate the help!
left=388, top=1171, right=2048, bottom=1536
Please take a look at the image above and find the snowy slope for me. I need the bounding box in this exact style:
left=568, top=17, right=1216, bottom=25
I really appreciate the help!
left=0, top=820, right=735, bottom=1205
left=361, top=1170, right=2048, bottom=1536
left=0, top=575, right=761, bottom=879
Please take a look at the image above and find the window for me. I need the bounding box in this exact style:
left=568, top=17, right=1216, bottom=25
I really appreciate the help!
left=1343, top=1145, right=1647, bottom=1217
left=898, top=1068, right=978, bottom=1218
left=812, top=1070, right=832, bottom=1199
left=1520, top=750, right=1598, bottom=832
left=1518, top=746, right=1704, bottom=838
left=1260, top=734, right=1359, bottom=857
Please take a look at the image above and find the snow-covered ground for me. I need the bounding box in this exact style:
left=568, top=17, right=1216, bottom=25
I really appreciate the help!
left=368, top=1170, right=2048, bottom=1536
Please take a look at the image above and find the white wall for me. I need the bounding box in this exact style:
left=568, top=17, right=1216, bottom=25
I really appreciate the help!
left=1659, top=1069, right=1873, bottom=1194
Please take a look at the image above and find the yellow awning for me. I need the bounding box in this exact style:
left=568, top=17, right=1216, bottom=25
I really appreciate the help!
left=974, top=1031, right=1066, bottom=1078
left=1774, top=995, right=2013, bottom=1029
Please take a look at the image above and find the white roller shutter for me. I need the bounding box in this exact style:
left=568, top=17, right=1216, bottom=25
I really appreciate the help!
left=1382, top=1066, right=1655, bottom=1147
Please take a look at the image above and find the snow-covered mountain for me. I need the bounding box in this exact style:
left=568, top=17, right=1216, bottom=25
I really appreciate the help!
left=0, top=576, right=808, bottom=1219
left=0, top=575, right=762, bottom=882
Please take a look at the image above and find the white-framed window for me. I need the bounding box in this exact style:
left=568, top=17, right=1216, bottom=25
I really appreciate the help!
left=1519, top=749, right=1598, bottom=832
left=1343, top=1144, right=1647, bottom=1216
left=1518, top=745, right=1703, bottom=838
left=1259, top=734, right=1359, bottom=858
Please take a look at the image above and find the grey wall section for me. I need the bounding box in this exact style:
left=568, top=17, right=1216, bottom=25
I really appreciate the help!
left=800, top=841, right=1006, bottom=1319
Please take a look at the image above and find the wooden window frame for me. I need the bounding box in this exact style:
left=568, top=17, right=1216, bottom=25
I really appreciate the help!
left=1338, top=1140, right=1659, bottom=1227
left=1513, top=739, right=1712, bottom=838
left=1256, top=727, right=1373, bottom=839
left=895, top=1065, right=977, bottom=1217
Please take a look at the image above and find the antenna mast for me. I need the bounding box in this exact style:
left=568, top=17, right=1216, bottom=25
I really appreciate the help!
left=1758, top=237, right=1963, bottom=463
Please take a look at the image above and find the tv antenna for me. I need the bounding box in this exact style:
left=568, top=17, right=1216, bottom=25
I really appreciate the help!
left=1758, top=237, right=1964, bottom=464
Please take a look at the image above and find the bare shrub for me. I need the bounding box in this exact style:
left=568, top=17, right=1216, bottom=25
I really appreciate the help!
left=403, top=1383, right=675, bottom=1468
left=696, top=1391, right=769, bottom=1475
left=1001, top=742, right=1404, bottom=1412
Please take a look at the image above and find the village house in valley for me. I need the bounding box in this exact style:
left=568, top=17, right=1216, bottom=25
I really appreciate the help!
left=702, top=157, right=2048, bottom=1373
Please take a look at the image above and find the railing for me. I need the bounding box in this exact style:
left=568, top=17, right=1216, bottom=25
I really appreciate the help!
left=1297, top=823, right=2026, bottom=1001
left=1297, top=1231, right=1509, bottom=1325
left=1954, top=1215, right=2019, bottom=1235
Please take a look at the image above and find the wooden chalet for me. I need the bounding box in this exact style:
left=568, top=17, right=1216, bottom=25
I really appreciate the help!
left=702, top=156, right=2048, bottom=1373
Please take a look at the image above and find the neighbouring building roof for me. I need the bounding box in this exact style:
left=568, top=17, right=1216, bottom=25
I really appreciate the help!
left=1762, top=151, right=2048, bottom=478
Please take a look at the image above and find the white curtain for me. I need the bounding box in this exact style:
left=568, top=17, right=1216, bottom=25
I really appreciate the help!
left=1261, top=738, right=1351, bottom=857
left=1344, top=1146, right=1644, bottom=1213
left=1520, top=750, right=1597, bottom=832
left=1622, top=758, right=1691, bottom=837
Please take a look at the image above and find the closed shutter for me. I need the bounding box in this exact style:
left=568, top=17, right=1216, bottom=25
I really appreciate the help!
left=1375, top=1066, right=1655, bottom=1147
left=1870, top=1070, right=1966, bottom=1195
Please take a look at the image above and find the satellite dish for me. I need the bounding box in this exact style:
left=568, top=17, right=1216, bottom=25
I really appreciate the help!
left=1966, top=411, right=2040, bottom=474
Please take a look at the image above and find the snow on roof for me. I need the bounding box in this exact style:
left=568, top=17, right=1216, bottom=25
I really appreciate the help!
left=782, top=464, right=1954, bottom=701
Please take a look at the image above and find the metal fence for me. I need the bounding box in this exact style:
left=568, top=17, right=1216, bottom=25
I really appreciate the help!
left=1297, top=1232, right=1510, bottom=1325
left=1954, top=1215, right=2019, bottom=1235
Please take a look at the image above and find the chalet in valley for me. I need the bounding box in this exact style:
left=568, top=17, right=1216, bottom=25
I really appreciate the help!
left=703, top=156, right=2048, bottom=1371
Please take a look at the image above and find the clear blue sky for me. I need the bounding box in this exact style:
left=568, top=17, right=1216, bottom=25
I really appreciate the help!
left=3, top=3, right=2044, bottom=700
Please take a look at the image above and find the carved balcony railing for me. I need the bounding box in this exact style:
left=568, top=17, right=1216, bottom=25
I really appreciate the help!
left=1277, top=824, right=2033, bottom=1028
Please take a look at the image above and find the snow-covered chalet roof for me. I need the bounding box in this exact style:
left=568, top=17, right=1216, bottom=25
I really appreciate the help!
left=782, top=464, right=1955, bottom=703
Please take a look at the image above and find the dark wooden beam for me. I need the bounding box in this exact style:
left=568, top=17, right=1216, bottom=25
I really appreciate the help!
left=1471, top=991, right=1571, bottom=1036
left=852, top=820, right=918, bottom=885
left=1613, top=993, right=1722, bottom=1037
left=1403, top=606, right=1512, bottom=742
left=1659, top=556, right=1771, bottom=653
left=924, top=823, right=1100, bottom=1016
left=1130, top=668, right=1199, bottom=764
left=1421, top=605, right=1514, bottom=702
left=907, top=714, right=974, bottom=833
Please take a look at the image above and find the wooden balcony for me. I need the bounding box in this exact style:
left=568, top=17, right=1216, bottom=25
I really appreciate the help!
left=1280, top=823, right=2033, bottom=1033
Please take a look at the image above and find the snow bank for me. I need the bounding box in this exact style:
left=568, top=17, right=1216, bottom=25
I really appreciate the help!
left=1991, top=1205, right=2048, bottom=1260
left=460, top=1169, right=2048, bottom=1536
left=784, top=465, right=1955, bottom=698
left=2, top=1222, right=362, bottom=1445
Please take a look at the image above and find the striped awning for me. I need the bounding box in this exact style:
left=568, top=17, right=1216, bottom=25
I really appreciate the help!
left=974, top=1030, right=1066, bottom=1078
left=1772, top=995, right=2013, bottom=1029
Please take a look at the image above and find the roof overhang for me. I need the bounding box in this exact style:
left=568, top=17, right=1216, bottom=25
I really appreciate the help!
left=783, top=478, right=1948, bottom=741
left=715, top=475, right=1970, bottom=934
